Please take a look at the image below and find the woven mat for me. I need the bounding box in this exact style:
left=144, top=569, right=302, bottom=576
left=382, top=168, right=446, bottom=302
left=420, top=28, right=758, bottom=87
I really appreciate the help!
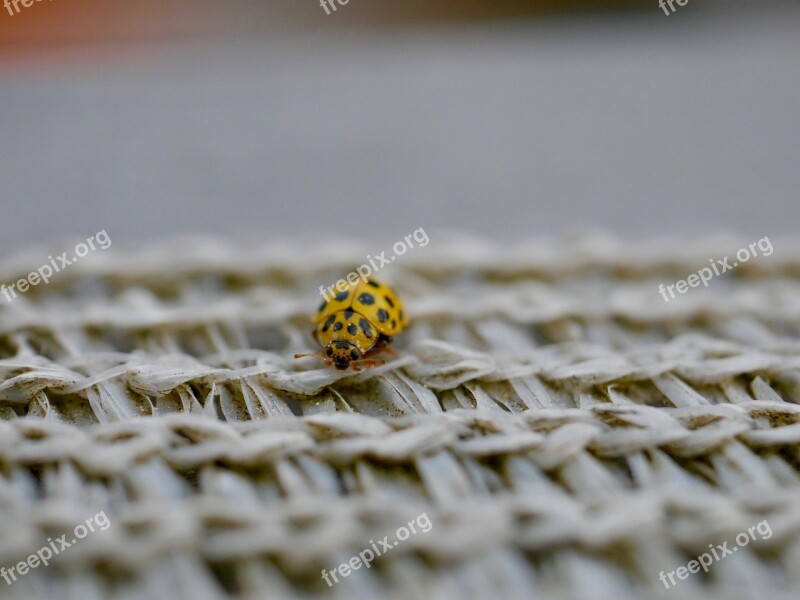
left=1, top=233, right=799, bottom=600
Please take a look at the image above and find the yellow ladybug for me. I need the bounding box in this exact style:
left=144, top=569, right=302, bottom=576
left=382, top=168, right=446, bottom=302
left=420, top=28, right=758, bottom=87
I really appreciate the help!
left=294, top=278, right=407, bottom=371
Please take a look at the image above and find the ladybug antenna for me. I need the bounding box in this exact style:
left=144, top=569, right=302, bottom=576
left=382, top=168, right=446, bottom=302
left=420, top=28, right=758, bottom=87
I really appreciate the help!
left=293, top=351, right=332, bottom=367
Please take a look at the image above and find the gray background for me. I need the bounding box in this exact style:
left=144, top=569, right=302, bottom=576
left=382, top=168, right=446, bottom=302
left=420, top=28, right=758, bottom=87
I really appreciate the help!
left=0, top=1, right=798, bottom=252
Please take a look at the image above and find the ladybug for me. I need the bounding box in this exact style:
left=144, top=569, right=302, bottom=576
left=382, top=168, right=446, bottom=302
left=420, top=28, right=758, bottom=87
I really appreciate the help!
left=294, top=278, right=407, bottom=371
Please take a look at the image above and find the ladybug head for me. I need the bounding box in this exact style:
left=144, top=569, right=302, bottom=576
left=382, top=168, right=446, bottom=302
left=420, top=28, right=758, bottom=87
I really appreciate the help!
left=326, top=341, right=361, bottom=370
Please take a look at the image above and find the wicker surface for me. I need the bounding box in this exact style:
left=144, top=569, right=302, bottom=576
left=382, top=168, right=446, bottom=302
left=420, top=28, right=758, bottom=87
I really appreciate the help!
left=1, top=233, right=799, bottom=600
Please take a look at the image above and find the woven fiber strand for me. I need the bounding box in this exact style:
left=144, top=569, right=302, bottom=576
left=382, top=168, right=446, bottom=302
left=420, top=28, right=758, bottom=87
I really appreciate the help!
left=0, top=232, right=799, bottom=600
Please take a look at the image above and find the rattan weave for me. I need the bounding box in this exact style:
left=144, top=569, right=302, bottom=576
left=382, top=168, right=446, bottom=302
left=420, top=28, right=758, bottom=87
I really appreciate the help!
left=0, top=233, right=799, bottom=600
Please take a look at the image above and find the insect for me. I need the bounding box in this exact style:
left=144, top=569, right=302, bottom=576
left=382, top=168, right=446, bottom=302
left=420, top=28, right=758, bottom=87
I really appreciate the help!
left=294, top=278, right=407, bottom=371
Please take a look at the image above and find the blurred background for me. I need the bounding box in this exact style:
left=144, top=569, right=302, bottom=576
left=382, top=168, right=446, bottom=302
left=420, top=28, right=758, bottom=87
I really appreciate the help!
left=0, top=0, right=798, bottom=252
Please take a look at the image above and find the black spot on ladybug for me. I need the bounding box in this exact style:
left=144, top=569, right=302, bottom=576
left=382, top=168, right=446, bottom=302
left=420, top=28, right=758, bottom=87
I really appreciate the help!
left=358, top=293, right=375, bottom=305
left=359, top=318, right=373, bottom=338
left=333, top=322, right=343, bottom=332
left=347, top=324, right=358, bottom=335
left=335, top=290, right=349, bottom=301
left=350, top=349, right=360, bottom=360
left=322, top=316, right=335, bottom=332
left=344, top=308, right=354, bottom=319
left=377, top=309, right=389, bottom=323
left=318, top=300, right=327, bottom=312
left=326, top=347, right=333, bottom=356
left=384, top=296, right=395, bottom=308
left=391, top=319, right=396, bottom=329
left=367, top=280, right=380, bottom=288
left=335, top=341, right=350, bottom=349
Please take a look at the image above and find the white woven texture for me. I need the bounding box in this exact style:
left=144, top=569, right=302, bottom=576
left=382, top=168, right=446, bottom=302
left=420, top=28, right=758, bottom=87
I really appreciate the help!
left=1, top=233, right=799, bottom=600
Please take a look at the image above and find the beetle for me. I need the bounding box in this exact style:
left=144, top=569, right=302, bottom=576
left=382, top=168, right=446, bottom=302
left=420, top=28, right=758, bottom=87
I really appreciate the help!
left=294, top=278, right=407, bottom=371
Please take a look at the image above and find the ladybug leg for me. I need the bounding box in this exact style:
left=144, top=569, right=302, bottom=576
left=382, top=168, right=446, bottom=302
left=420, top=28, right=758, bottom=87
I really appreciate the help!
left=361, top=346, right=381, bottom=359
left=353, top=358, right=385, bottom=369
left=363, top=342, right=395, bottom=358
